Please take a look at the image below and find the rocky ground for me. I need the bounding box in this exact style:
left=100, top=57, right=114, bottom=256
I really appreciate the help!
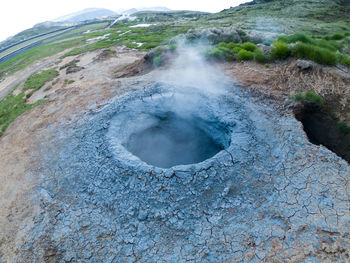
left=0, top=46, right=350, bottom=262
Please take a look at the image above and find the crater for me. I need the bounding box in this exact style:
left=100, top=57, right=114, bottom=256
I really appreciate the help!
left=107, top=90, right=233, bottom=169
left=125, top=112, right=225, bottom=168
left=295, top=102, right=350, bottom=163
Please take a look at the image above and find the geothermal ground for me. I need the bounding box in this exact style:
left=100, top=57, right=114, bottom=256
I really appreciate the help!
left=1, top=46, right=350, bottom=262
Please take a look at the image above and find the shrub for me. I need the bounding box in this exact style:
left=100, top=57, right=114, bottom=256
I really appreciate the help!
left=242, top=42, right=257, bottom=52
left=278, top=33, right=313, bottom=44
left=232, top=47, right=242, bottom=54
left=206, top=48, right=226, bottom=60
left=217, top=42, right=228, bottom=49
left=313, top=39, right=341, bottom=52
left=227, top=42, right=236, bottom=49
left=153, top=55, right=162, bottom=67
left=64, top=79, right=75, bottom=85
left=271, top=41, right=290, bottom=60
left=337, top=122, right=350, bottom=134
left=304, top=91, right=323, bottom=105
left=206, top=45, right=236, bottom=61
left=330, top=34, right=344, bottom=40
left=291, top=92, right=304, bottom=101
left=152, top=47, right=164, bottom=67
left=168, top=44, right=177, bottom=51
left=237, top=49, right=254, bottom=61
left=290, top=91, right=323, bottom=105
left=279, top=34, right=341, bottom=52
left=341, top=56, right=350, bottom=66
left=293, top=42, right=337, bottom=66
left=253, top=49, right=268, bottom=63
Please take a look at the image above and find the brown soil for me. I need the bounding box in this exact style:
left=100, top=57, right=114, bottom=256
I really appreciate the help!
left=0, top=46, right=148, bottom=255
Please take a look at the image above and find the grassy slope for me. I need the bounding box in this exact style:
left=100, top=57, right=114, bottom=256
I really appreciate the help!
left=0, top=25, right=65, bottom=49
left=195, top=0, right=350, bottom=35
left=0, top=69, right=59, bottom=136
left=1, top=1, right=349, bottom=78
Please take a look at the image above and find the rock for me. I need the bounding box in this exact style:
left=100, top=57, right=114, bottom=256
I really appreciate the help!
left=257, top=43, right=271, bottom=55
left=60, top=59, right=84, bottom=74
left=185, top=27, right=242, bottom=44
left=66, top=65, right=84, bottom=74
left=296, top=59, right=314, bottom=70
left=182, top=27, right=278, bottom=45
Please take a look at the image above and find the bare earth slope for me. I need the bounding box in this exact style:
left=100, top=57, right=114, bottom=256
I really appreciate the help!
left=0, top=46, right=350, bottom=262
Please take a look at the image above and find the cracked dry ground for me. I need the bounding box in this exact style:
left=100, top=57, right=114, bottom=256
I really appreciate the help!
left=1, top=48, right=350, bottom=262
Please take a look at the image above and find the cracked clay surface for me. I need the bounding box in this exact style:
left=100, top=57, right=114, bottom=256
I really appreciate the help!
left=4, top=77, right=350, bottom=263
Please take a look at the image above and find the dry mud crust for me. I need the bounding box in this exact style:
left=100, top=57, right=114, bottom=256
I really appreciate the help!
left=0, top=47, right=149, bottom=262
left=7, top=81, right=350, bottom=262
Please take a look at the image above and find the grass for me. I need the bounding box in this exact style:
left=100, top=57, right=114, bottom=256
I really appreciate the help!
left=61, top=23, right=191, bottom=58
left=0, top=37, right=84, bottom=78
left=276, top=33, right=349, bottom=66
left=271, top=41, right=291, bottom=60
left=206, top=41, right=266, bottom=62
left=290, top=91, right=323, bottom=105
left=64, top=79, right=75, bottom=85
left=0, top=68, right=58, bottom=136
left=293, top=42, right=337, bottom=65
left=0, top=93, right=46, bottom=136
left=337, top=122, right=350, bottom=134
left=253, top=49, right=269, bottom=63
left=241, top=42, right=257, bottom=52
left=341, top=56, right=350, bottom=66
left=238, top=49, right=254, bottom=61
left=194, top=0, right=350, bottom=37
left=23, top=69, right=59, bottom=91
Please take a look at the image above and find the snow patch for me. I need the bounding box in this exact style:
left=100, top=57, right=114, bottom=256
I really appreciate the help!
left=129, top=24, right=156, bottom=28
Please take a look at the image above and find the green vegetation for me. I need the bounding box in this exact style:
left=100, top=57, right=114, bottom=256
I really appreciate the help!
left=206, top=41, right=269, bottom=63
left=293, top=42, right=337, bottom=65
left=341, top=56, right=350, bottom=66
left=62, top=24, right=191, bottom=58
left=241, top=42, right=257, bottom=52
left=0, top=38, right=83, bottom=78
left=275, top=33, right=349, bottom=66
left=238, top=49, right=254, bottom=61
left=329, top=34, right=346, bottom=40
left=0, top=93, right=46, bottom=136
left=64, top=79, right=75, bottom=85
left=337, top=122, right=350, bottom=134
left=0, top=69, right=57, bottom=136
left=290, top=91, right=324, bottom=105
left=23, top=69, right=58, bottom=91
left=254, top=49, right=269, bottom=63
left=196, top=0, right=350, bottom=37
left=0, top=25, right=65, bottom=49
left=271, top=41, right=291, bottom=60
left=103, top=49, right=116, bottom=55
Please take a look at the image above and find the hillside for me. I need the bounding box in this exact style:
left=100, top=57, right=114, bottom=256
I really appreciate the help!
left=52, top=8, right=117, bottom=22
left=196, top=0, right=350, bottom=35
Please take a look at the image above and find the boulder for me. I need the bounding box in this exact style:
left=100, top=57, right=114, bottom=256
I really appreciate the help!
left=296, top=59, right=315, bottom=70
left=257, top=43, right=271, bottom=55
left=185, top=27, right=242, bottom=44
